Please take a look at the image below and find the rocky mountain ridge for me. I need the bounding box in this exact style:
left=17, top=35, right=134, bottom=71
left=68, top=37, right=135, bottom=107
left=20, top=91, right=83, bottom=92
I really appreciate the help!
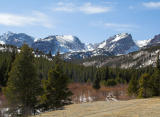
left=0, top=32, right=160, bottom=61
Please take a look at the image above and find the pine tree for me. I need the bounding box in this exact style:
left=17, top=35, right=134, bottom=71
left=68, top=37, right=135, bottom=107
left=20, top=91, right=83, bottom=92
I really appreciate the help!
left=138, top=73, right=151, bottom=98
left=3, top=44, right=40, bottom=117
left=93, top=69, right=101, bottom=90
left=128, top=75, right=138, bottom=96
left=150, top=52, right=160, bottom=96
left=156, top=52, right=160, bottom=70
left=41, top=53, right=72, bottom=110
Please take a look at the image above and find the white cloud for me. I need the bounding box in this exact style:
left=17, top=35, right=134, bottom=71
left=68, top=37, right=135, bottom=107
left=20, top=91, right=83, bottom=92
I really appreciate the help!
left=80, top=3, right=111, bottom=14
left=142, top=2, right=160, bottom=9
left=53, top=2, right=75, bottom=12
left=0, top=11, right=53, bottom=28
left=52, top=2, right=111, bottom=14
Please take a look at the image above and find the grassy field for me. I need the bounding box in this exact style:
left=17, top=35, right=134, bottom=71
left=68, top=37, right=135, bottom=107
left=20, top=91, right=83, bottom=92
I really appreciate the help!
left=34, top=97, right=160, bottom=117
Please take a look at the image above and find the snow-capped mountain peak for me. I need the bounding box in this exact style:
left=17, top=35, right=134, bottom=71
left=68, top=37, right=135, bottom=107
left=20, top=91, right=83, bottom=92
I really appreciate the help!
left=32, top=35, right=85, bottom=55
left=1, top=31, right=160, bottom=61
left=0, top=32, right=34, bottom=47
left=98, top=33, right=139, bottom=55
left=111, top=33, right=129, bottom=43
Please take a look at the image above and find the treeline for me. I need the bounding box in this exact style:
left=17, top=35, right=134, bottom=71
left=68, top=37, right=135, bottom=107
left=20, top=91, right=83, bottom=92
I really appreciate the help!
left=0, top=45, right=156, bottom=88
left=0, top=45, right=157, bottom=89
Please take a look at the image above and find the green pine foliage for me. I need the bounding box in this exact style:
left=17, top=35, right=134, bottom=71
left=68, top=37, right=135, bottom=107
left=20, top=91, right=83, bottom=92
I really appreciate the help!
left=105, top=79, right=117, bottom=86
left=40, top=54, right=72, bottom=110
left=149, top=53, right=160, bottom=96
left=138, top=73, right=151, bottom=98
left=93, top=69, right=101, bottom=89
left=128, top=75, right=139, bottom=96
left=3, top=44, right=41, bottom=116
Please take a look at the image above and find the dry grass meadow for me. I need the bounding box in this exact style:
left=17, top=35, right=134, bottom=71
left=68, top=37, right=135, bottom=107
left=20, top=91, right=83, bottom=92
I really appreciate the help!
left=34, top=97, right=160, bottom=117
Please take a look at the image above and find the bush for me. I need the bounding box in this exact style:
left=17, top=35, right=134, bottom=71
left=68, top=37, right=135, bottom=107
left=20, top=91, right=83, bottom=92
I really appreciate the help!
left=105, top=79, right=117, bottom=86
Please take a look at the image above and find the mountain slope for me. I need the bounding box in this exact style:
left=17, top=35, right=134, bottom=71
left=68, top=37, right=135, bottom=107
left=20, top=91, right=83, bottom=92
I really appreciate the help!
left=136, top=39, right=151, bottom=47
left=136, top=34, right=160, bottom=48
left=0, top=32, right=34, bottom=47
left=1, top=31, right=160, bottom=63
left=147, top=34, right=160, bottom=46
left=98, top=33, right=139, bottom=55
left=80, top=45, right=160, bottom=68
left=32, top=35, right=85, bottom=55
left=63, top=33, right=139, bottom=60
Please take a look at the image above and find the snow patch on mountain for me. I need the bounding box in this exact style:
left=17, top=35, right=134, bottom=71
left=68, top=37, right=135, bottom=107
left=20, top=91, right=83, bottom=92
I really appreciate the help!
left=85, top=43, right=98, bottom=51
left=136, top=39, right=151, bottom=47
left=56, top=35, right=75, bottom=42
left=0, top=31, right=34, bottom=47
left=32, top=35, right=85, bottom=55
left=98, top=41, right=106, bottom=48
left=111, top=33, right=129, bottom=43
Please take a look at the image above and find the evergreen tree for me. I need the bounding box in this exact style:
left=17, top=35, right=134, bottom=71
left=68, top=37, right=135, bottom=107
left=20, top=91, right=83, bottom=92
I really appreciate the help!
left=156, top=52, right=160, bottom=70
left=128, top=75, right=138, bottom=96
left=93, top=69, right=101, bottom=90
left=3, top=44, right=40, bottom=117
left=150, top=71, right=160, bottom=96
left=0, top=51, right=14, bottom=87
left=150, top=53, right=160, bottom=96
left=138, top=73, right=151, bottom=98
left=41, top=53, right=72, bottom=110
left=106, top=79, right=117, bottom=86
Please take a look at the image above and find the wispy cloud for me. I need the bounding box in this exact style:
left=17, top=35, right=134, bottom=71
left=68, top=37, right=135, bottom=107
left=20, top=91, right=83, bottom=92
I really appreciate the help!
left=53, top=2, right=75, bottom=12
left=104, top=23, right=138, bottom=31
left=104, top=23, right=134, bottom=28
left=91, top=21, right=138, bottom=31
left=0, top=11, right=53, bottom=28
left=79, top=3, right=111, bottom=14
left=142, top=2, right=160, bottom=9
left=51, top=2, right=112, bottom=14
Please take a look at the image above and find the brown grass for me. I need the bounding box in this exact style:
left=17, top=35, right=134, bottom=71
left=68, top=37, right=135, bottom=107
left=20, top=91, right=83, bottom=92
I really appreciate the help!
left=33, top=97, right=160, bottom=117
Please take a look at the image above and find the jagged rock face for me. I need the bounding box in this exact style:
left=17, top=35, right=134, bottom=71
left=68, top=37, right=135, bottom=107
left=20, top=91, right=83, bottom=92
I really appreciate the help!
left=136, top=34, right=160, bottom=48
left=148, top=34, right=160, bottom=46
left=63, top=49, right=114, bottom=60
left=0, top=32, right=34, bottom=47
left=63, top=33, right=139, bottom=60
left=0, top=32, right=145, bottom=60
left=32, top=35, right=85, bottom=55
left=98, top=33, right=139, bottom=55
left=85, top=43, right=99, bottom=51
left=81, top=46, right=160, bottom=69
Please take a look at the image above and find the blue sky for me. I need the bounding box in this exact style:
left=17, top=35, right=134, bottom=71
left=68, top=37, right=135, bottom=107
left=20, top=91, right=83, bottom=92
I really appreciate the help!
left=0, top=0, right=160, bottom=43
